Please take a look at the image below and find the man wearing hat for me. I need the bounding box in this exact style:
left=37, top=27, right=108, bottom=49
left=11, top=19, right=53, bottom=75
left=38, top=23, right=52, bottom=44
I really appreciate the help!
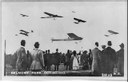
left=104, top=41, right=116, bottom=75
left=101, top=45, right=107, bottom=74
left=116, top=43, right=124, bottom=76
left=91, top=42, right=102, bottom=75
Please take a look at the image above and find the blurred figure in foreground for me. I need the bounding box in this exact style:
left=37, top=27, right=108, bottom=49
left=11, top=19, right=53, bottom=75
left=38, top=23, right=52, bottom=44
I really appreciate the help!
left=117, top=43, right=124, bottom=76
left=30, top=42, right=44, bottom=71
left=15, top=40, right=27, bottom=72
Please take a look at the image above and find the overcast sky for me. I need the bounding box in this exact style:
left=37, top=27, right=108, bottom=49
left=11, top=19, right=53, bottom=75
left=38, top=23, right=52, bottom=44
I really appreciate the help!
left=2, top=2, right=127, bottom=54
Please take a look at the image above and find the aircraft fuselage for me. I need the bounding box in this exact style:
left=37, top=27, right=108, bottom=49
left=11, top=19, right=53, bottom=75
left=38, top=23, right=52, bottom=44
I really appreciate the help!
left=51, top=37, right=83, bottom=42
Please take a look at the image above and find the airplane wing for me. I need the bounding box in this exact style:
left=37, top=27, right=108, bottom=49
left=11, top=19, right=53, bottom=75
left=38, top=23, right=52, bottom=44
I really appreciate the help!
left=108, top=30, right=119, bottom=34
left=44, top=12, right=53, bottom=16
left=55, top=15, right=63, bottom=18
left=20, top=30, right=29, bottom=33
left=40, top=16, right=51, bottom=18
left=44, top=12, right=63, bottom=18
left=20, top=14, right=28, bottom=17
left=74, top=18, right=86, bottom=22
left=81, top=20, right=86, bottom=22
left=74, top=18, right=79, bottom=21
left=19, top=32, right=28, bottom=36
left=67, top=33, right=79, bottom=39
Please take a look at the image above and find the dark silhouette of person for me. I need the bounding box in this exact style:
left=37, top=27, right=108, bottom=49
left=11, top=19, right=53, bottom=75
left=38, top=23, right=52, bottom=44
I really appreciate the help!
left=81, top=50, right=89, bottom=70
left=44, top=50, right=48, bottom=70
left=60, top=53, right=65, bottom=63
left=100, top=45, right=107, bottom=74
left=88, top=49, right=93, bottom=70
left=91, top=42, right=102, bottom=76
left=65, top=50, right=72, bottom=70
left=117, top=43, right=124, bottom=76
left=26, top=50, right=33, bottom=70
left=46, top=50, right=51, bottom=71
left=69, top=50, right=73, bottom=70
left=105, top=41, right=116, bottom=75
left=54, top=49, right=60, bottom=71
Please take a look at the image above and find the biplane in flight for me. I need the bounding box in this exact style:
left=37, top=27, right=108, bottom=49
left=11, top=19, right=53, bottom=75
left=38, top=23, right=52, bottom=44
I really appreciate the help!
left=19, top=30, right=29, bottom=36
left=51, top=33, right=83, bottom=42
left=74, top=18, right=86, bottom=24
left=104, top=30, right=119, bottom=37
left=40, top=12, right=63, bottom=19
left=16, top=29, right=33, bottom=36
left=20, top=14, right=29, bottom=17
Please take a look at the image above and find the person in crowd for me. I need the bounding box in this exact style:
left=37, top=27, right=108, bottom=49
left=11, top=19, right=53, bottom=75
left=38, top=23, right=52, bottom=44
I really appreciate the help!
left=88, top=49, right=93, bottom=70
left=117, top=43, right=124, bottom=76
left=26, top=50, right=33, bottom=71
left=91, top=42, right=102, bottom=75
left=46, top=50, right=51, bottom=71
left=100, top=45, right=107, bottom=74
left=44, top=50, right=51, bottom=71
left=30, top=42, right=45, bottom=71
left=54, top=49, right=61, bottom=71
left=81, top=50, right=89, bottom=70
left=69, top=50, right=73, bottom=70
left=60, top=53, right=65, bottom=64
left=50, top=52, right=55, bottom=71
left=43, top=50, right=47, bottom=70
left=14, top=40, right=27, bottom=72
left=59, top=53, right=65, bottom=71
left=105, top=41, right=116, bottom=75
left=65, top=50, right=72, bottom=70
left=77, top=51, right=82, bottom=65
left=72, top=50, right=79, bottom=70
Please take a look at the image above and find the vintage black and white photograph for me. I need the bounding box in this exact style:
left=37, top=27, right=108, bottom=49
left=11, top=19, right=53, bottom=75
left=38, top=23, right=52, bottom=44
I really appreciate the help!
left=2, top=0, right=127, bottom=79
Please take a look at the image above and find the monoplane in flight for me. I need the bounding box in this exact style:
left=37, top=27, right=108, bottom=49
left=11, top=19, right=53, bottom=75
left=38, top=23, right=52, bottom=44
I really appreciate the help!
left=20, top=14, right=29, bottom=17
left=51, top=33, right=83, bottom=42
left=74, top=18, right=86, bottom=24
left=40, top=12, right=63, bottom=20
left=104, top=30, right=119, bottom=37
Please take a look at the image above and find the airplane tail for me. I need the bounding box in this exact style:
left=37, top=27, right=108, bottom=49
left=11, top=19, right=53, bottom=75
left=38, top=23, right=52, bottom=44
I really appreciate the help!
left=51, top=38, right=54, bottom=42
left=74, top=22, right=79, bottom=24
